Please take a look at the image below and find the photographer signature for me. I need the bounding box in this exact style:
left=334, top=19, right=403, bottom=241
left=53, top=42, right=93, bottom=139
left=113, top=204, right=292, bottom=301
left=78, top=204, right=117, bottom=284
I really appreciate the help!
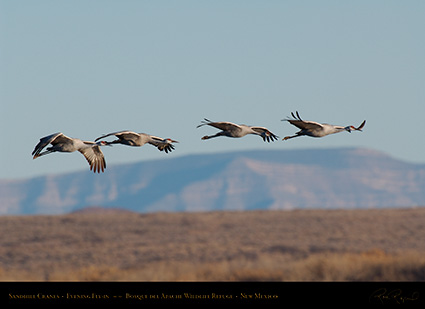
left=369, top=288, right=419, bottom=304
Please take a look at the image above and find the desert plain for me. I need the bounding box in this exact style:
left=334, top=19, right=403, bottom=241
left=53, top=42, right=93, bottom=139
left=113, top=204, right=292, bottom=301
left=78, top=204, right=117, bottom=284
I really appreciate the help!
left=1, top=207, right=425, bottom=281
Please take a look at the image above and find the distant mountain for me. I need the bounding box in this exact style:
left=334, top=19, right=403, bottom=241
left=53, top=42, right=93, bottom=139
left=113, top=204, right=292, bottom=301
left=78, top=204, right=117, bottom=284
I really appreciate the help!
left=1, top=147, right=424, bottom=215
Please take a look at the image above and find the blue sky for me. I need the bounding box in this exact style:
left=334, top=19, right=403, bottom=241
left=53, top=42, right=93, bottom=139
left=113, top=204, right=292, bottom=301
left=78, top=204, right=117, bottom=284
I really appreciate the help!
left=1, top=1, right=424, bottom=179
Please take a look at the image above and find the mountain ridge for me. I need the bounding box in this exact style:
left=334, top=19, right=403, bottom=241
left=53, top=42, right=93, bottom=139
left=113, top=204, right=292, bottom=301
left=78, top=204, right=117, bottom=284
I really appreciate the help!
left=1, top=147, right=424, bottom=214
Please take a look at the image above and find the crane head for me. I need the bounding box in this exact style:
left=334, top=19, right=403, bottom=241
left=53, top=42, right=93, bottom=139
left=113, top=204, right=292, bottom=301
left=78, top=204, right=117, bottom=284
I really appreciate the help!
left=344, top=126, right=353, bottom=133
left=345, top=120, right=366, bottom=133
left=97, top=141, right=112, bottom=147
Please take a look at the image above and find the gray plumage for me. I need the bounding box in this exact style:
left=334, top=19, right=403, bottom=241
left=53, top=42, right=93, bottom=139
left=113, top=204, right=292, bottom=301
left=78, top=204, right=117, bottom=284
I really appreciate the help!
left=197, top=118, right=278, bottom=142
left=32, top=133, right=107, bottom=173
left=282, top=111, right=366, bottom=140
left=95, top=130, right=178, bottom=153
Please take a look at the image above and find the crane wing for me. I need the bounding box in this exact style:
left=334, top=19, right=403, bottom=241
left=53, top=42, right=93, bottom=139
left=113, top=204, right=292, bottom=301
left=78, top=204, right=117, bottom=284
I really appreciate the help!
left=287, top=119, right=324, bottom=131
left=197, top=119, right=243, bottom=132
left=79, top=144, right=106, bottom=173
left=251, top=127, right=279, bottom=142
left=355, top=120, right=366, bottom=131
left=148, top=136, right=176, bottom=153
left=31, top=132, right=71, bottom=157
left=95, top=130, right=140, bottom=142
left=283, top=111, right=324, bottom=131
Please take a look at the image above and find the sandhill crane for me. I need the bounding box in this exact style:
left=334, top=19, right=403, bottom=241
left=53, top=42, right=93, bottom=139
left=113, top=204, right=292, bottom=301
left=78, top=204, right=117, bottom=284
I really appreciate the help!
left=282, top=111, right=366, bottom=141
left=197, top=118, right=278, bottom=142
left=95, top=130, right=179, bottom=153
left=32, top=133, right=108, bottom=173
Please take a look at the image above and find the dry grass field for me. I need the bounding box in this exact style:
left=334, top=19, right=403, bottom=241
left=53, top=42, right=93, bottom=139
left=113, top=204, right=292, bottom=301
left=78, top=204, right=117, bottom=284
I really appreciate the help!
left=1, top=207, right=425, bottom=281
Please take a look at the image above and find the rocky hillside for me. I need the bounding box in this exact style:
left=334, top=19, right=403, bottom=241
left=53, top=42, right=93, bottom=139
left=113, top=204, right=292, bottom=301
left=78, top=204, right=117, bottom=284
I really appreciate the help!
left=1, top=148, right=424, bottom=214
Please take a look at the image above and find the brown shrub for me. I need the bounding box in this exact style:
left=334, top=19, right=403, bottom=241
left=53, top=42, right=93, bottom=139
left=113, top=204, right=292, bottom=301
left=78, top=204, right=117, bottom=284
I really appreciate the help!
left=2, top=208, right=425, bottom=281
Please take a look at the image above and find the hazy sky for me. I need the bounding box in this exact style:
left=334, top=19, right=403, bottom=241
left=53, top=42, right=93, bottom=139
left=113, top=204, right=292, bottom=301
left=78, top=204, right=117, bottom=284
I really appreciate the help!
left=1, top=1, right=424, bottom=180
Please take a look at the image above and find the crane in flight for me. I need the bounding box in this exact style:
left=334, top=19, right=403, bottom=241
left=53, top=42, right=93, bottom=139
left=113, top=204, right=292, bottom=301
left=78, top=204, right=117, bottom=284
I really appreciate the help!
left=197, top=118, right=278, bottom=142
left=95, top=130, right=179, bottom=153
left=32, top=132, right=108, bottom=173
left=282, top=111, right=366, bottom=141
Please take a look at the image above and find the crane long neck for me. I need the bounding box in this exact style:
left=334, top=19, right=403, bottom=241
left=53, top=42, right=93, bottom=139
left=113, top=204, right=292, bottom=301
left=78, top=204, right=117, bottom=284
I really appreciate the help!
left=323, top=125, right=345, bottom=135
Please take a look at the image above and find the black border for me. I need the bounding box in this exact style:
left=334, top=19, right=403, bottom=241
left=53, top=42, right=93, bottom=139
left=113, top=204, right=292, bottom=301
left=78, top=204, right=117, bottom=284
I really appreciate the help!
left=2, top=282, right=424, bottom=305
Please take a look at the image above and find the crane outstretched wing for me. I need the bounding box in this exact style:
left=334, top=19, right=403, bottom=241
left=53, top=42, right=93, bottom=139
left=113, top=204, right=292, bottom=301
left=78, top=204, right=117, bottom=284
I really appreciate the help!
left=32, top=132, right=72, bottom=158
left=79, top=143, right=106, bottom=173
left=355, top=120, right=366, bottom=131
left=95, top=130, right=142, bottom=142
left=251, top=127, right=279, bottom=142
left=283, top=111, right=324, bottom=131
left=197, top=118, right=243, bottom=133
left=148, top=136, right=177, bottom=153
left=287, top=119, right=324, bottom=131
